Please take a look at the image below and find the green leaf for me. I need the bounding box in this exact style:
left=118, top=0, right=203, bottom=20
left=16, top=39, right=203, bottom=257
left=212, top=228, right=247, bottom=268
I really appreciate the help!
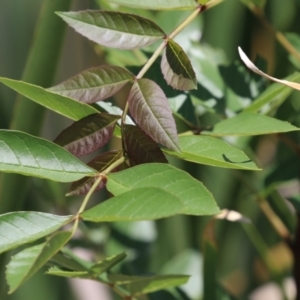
left=90, top=252, right=127, bottom=275
left=164, top=136, right=259, bottom=170
left=67, top=150, right=123, bottom=196
left=0, top=78, right=97, bottom=121
left=243, top=72, right=300, bottom=112
left=54, top=113, right=120, bottom=157
left=124, top=125, right=168, bottom=165
left=81, top=187, right=185, bottom=221
left=6, top=231, right=71, bottom=294
left=105, top=163, right=220, bottom=216
left=128, top=79, right=180, bottom=152
left=108, top=273, right=190, bottom=296
left=202, top=112, right=299, bottom=136
left=0, top=212, right=73, bottom=254
left=108, top=0, right=198, bottom=10
left=57, top=10, right=165, bottom=50
left=161, top=39, right=197, bottom=90
left=0, top=130, right=97, bottom=182
left=48, top=65, right=134, bottom=103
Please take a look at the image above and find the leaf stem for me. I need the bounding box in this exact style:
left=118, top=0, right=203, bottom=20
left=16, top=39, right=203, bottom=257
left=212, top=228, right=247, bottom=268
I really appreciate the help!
left=78, top=176, right=103, bottom=215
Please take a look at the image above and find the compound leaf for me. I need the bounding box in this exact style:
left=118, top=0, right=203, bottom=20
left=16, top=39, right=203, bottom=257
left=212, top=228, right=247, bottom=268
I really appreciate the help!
left=57, top=10, right=165, bottom=50
left=128, top=79, right=180, bottom=152
left=0, top=212, right=73, bottom=255
left=54, top=113, right=120, bottom=157
left=49, top=65, right=134, bottom=103
left=0, top=130, right=97, bottom=181
left=161, top=39, right=197, bottom=90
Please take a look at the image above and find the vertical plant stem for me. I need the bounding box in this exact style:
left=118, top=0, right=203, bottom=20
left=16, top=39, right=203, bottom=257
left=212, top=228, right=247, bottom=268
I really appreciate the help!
left=0, top=0, right=72, bottom=214
left=0, top=0, right=73, bottom=297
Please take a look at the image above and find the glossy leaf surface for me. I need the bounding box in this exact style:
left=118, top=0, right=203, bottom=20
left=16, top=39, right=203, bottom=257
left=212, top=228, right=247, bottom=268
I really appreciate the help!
left=0, top=130, right=97, bottom=181
left=6, top=231, right=71, bottom=293
left=124, top=125, right=168, bottom=165
left=161, top=39, right=197, bottom=90
left=108, top=273, right=190, bottom=296
left=81, top=163, right=219, bottom=221
left=203, top=112, right=299, bottom=136
left=108, top=0, right=197, bottom=10
left=164, top=136, right=260, bottom=170
left=67, top=150, right=123, bottom=196
left=0, top=78, right=97, bottom=120
left=57, top=10, right=165, bottom=50
left=49, top=65, right=134, bottom=103
left=81, top=187, right=184, bottom=221
left=128, top=79, right=180, bottom=151
left=0, top=212, right=72, bottom=254
left=54, top=113, right=120, bottom=157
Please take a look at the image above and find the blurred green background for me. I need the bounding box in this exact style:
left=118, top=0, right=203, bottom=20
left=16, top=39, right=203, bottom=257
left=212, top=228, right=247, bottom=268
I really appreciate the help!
left=1, top=0, right=300, bottom=299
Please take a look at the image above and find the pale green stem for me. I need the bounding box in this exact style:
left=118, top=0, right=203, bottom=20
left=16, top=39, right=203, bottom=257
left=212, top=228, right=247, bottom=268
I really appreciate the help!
left=206, top=0, right=224, bottom=10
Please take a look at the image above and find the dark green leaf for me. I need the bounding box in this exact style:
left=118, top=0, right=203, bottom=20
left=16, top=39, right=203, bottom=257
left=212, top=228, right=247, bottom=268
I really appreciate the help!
left=163, top=136, right=260, bottom=170
left=108, top=0, right=198, bottom=10
left=6, top=231, right=72, bottom=293
left=49, top=65, right=134, bottom=103
left=54, top=113, right=120, bottom=157
left=108, top=273, right=190, bottom=296
left=128, top=79, right=180, bottom=152
left=0, top=212, right=73, bottom=254
left=202, top=112, right=299, bottom=136
left=67, top=150, right=123, bottom=196
left=124, top=125, right=168, bottom=165
left=81, top=187, right=185, bottom=221
left=57, top=10, right=165, bottom=50
left=105, top=163, right=220, bottom=216
left=0, top=78, right=97, bottom=120
left=0, top=130, right=97, bottom=181
left=161, top=39, right=197, bottom=90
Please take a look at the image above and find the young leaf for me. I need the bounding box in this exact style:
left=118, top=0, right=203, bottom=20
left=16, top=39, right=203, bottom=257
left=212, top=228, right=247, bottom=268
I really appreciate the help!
left=161, top=39, right=197, bottom=90
left=108, top=0, right=198, bottom=10
left=202, top=112, right=299, bottom=136
left=163, top=136, right=260, bottom=170
left=108, top=273, right=190, bottom=296
left=6, top=231, right=71, bottom=294
left=81, top=187, right=185, bottom=221
left=106, top=163, right=220, bottom=216
left=0, top=212, right=73, bottom=254
left=124, top=125, right=168, bottom=165
left=238, top=47, right=300, bottom=91
left=0, top=130, right=97, bottom=182
left=128, top=79, right=180, bottom=152
left=56, top=10, right=165, bottom=50
left=67, top=150, right=123, bottom=196
left=54, top=113, right=120, bottom=157
left=0, top=78, right=97, bottom=121
left=48, top=65, right=134, bottom=103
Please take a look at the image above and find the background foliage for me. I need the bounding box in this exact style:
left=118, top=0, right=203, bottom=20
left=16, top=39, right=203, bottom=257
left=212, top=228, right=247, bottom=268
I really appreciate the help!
left=1, top=0, right=300, bottom=299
